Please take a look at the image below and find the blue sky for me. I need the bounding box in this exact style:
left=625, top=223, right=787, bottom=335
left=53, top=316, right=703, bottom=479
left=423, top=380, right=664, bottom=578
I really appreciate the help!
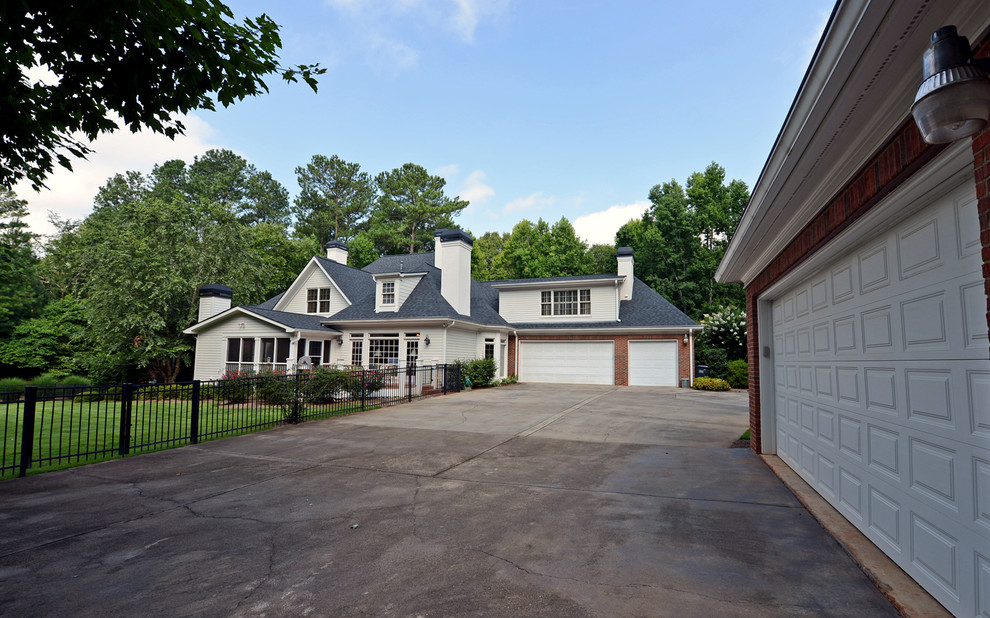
left=18, top=0, right=834, bottom=245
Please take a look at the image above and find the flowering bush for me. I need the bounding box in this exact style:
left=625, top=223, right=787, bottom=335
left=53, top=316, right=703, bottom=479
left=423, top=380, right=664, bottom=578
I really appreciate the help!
left=346, top=370, right=386, bottom=399
left=698, top=305, right=747, bottom=361
left=219, top=368, right=254, bottom=404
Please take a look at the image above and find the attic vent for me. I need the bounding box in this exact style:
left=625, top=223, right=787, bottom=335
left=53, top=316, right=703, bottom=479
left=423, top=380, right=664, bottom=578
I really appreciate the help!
left=399, top=260, right=404, bottom=273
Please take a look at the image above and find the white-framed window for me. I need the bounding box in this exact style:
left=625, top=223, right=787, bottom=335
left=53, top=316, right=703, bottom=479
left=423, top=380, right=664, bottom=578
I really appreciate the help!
left=296, top=338, right=332, bottom=368
left=541, top=289, right=591, bottom=316
left=351, top=339, right=363, bottom=366
left=406, top=340, right=419, bottom=366
left=226, top=337, right=290, bottom=373
left=307, top=288, right=331, bottom=313
left=369, top=334, right=399, bottom=368
left=381, top=281, right=395, bottom=305
left=484, top=338, right=495, bottom=360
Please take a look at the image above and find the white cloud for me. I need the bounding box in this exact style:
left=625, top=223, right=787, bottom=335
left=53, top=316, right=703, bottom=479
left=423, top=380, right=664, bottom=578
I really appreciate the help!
left=572, top=200, right=649, bottom=245
left=433, top=163, right=460, bottom=178
left=459, top=170, right=494, bottom=206
left=448, top=0, right=510, bottom=43
left=14, top=113, right=224, bottom=238
left=368, top=35, right=419, bottom=73
left=502, top=191, right=555, bottom=215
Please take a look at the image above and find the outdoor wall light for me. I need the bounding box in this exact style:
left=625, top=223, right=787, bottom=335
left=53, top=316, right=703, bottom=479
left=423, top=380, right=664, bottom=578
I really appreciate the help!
left=336, top=336, right=344, bottom=345
left=424, top=335, right=430, bottom=346
left=912, top=25, right=990, bottom=144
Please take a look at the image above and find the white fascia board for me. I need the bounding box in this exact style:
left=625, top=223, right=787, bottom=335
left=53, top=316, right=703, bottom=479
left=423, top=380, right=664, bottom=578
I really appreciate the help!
left=371, top=271, right=428, bottom=280
left=183, top=306, right=297, bottom=335
left=325, top=317, right=509, bottom=333
left=718, top=0, right=990, bottom=287
left=514, top=326, right=701, bottom=336
left=490, top=277, right=623, bottom=290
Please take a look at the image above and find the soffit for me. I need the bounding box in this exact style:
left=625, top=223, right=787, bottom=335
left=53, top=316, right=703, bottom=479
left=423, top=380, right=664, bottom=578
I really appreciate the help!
left=718, top=0, right=990, bottom=285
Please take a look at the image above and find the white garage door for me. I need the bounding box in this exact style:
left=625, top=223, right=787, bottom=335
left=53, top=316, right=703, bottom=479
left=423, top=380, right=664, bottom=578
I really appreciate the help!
left=628, top=340, right=678, bottom=386
left=768, top=180, right=989, bottom=616
left=519, top=341, right=613, bottom=385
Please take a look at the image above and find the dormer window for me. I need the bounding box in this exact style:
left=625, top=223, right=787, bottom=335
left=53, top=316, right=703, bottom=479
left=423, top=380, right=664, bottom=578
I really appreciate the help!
left=307, top=288, right=330, bottom=313
left=541, top=289, right=591, bottom=316
left=381, top=281, right=395, bottom=305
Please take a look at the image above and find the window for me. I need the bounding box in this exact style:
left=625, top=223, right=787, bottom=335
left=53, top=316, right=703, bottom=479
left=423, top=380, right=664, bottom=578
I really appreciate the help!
left=226, top=337, right=290, bottom=372
left=406, top=340, right=419, bottom=366
left=296, top=338, right=329, bottom=368
left=307, top=288, right=331, bottom=313
left=351, top=339, right=363, bottom=366
left=484, top=338, right=495, bottom=360
left=381, top=281, right=395, bottom=305
left=541, top=289, right=591, bottom=316
left=369, top=335, right=399, bottom=368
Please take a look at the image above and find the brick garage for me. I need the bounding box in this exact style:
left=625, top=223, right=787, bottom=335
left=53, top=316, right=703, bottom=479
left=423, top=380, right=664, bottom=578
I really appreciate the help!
left=507, top=333, right=693, bottom=386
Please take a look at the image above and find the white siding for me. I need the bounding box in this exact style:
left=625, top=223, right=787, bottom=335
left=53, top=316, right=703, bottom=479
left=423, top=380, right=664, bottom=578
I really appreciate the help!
left=445, top=327, right=479, bottom=362
left=191, top=314, right=288, bottom=380
left=498, top=285, right=617, bottom=323
left=278, top=266, right=349, bottom=315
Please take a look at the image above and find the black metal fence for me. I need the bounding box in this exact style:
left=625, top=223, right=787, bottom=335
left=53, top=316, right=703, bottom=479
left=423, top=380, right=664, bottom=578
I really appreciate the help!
left=0, top=364, right=462, bottom=479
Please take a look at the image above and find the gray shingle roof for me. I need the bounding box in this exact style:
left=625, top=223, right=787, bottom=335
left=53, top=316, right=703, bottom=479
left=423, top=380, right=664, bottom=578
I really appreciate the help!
left=244, top=251, right=695, bottom=331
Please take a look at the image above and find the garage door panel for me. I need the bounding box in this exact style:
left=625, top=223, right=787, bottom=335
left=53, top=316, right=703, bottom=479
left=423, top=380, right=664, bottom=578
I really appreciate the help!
left=519, top=341, right=613, bottom=385
left=768, top=183, right=990, bottom=617
left=628, top=340, right=677, bottom=386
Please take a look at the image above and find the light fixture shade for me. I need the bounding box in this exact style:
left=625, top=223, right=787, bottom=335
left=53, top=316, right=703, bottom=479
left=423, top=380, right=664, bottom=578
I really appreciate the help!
left=911, top=26, right=990, bottom=144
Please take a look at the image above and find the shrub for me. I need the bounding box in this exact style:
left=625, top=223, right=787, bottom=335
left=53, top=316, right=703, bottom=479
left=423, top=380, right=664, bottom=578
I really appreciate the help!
left=459, top=358, right=496, bottom=388
left=30, top=373, right=60, bottom=388
left=696, top=346, right=728, bottom=381
left=346, top=369, right=386, bottom=399
left=693, top=377, right=731, bottom=391
left=73, top=389, right=106, bottom=403
left=697, top=305, right=747, bottom=361
left=219, top=368, right=254, bottom=404
left=0, top=377, right=27, bottom=402
left=727, top=360, right=748, bottom=389
left=303, top=367, right=352, bottom=403
left=60, top=375, right=91, bottom=388
left=502, top=374, right=518, bottom=385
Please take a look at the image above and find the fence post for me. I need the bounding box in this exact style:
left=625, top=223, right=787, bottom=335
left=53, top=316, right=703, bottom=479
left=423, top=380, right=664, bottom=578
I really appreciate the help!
left=407, top=365, right=413, bottom=403
left=292, top=372, right=301, bottom=424
left=442, top=364, right=447, bottom=395
left=360, top=370, right=366, bottom=411
left=118, top=383, right=133, bottom=456
left=18, top=387, right=37, bottom=477
left=190, top=381, right=200, bottom=445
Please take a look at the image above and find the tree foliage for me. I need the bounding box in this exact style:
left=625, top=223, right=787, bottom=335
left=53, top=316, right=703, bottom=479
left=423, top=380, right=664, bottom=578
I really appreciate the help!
left=370, top=163, right=468, bottom=254
left=1, top=1, right=324, bottom=190
left=0, top=297, right=88, bottom=377
left=0, top=191, right=46, bottom=338
left=471, top=231, right=510, bottom=281
left=617, top=162, right=747, bottom=319
left=294, top=154, right=375, bottom=245
left=499, top=218, right=594, bottom=279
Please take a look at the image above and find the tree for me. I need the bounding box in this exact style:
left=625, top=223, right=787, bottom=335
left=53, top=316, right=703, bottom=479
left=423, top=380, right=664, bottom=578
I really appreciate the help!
left=2, top=1, right=324, bottom=190
left=471, top=231, right=510, bottom=281
left=500, top=217, right=592, bottom=279
left=0, top=297, right=89, bottom=377
left=371, top=163, right=469, bottom=254
left=186, top=150, right=291, bottom=225
left=586, top=244, right=617, bottom=275
left=294, top=155, right=376, bottom=245
left=0, top=191, right=46, bottom=337
left=617, top=163, right=748, bottom=319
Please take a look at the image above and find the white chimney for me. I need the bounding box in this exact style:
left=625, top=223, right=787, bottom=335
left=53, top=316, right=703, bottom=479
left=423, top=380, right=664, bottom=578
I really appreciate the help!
left=617, top=247, right=634, bottom=301
left=325, top=240, right=349, bottom=264
left=434, top=229, right=472, bottom=316
left=198, top=284, right=232, bottom=322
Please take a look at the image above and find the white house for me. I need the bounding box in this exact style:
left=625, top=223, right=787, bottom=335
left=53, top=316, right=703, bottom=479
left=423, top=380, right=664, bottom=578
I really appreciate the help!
left=185, top=229, right=700, bottom=386
left=715, top=1, right=990, bottom=615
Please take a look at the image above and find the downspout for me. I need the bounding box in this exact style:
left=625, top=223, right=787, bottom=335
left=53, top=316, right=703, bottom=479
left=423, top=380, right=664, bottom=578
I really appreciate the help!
left=513, top=329, right=519, bottom=377
left=689, top=331, right=695, bottom=387
left=614, top=280, right=620, bottom=321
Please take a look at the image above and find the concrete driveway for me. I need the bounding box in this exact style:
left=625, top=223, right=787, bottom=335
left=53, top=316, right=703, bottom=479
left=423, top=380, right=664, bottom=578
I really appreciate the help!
left=0, top=384, right=896, bottom=616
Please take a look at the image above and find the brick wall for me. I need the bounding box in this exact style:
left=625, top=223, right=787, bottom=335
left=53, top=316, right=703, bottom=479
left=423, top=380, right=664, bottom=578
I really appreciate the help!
left=512, top=333, right=692, bottom=385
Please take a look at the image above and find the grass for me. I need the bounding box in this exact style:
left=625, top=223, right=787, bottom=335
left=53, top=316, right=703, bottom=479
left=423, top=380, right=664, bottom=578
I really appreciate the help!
left=740, top=428, right=750, bottom=440
left=2, top=397, right=367, bottom=478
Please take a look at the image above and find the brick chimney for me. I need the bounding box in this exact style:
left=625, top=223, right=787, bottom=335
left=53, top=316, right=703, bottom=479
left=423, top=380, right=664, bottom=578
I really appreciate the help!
left=198, top=284, right=232, bottom=322
left=433, top=229, right=473, bottom=316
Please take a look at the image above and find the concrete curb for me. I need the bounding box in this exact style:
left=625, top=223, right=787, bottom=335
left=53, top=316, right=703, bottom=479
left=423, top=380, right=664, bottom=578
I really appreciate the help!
left=760, top=454, right=951, bottom=618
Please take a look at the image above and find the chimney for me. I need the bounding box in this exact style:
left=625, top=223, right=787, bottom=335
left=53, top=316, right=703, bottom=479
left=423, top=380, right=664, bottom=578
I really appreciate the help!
left=198, top=284, right=233, bottom=322
left=617, top=247, right=634, bottom=301
left=434, top=229, right=473, bottom=316
left=325, top=240, right=349, bottom=264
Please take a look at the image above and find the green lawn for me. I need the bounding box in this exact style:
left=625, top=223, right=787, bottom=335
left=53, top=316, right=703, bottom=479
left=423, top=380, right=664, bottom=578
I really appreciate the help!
left=2, top=397, right=367, bottom=478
